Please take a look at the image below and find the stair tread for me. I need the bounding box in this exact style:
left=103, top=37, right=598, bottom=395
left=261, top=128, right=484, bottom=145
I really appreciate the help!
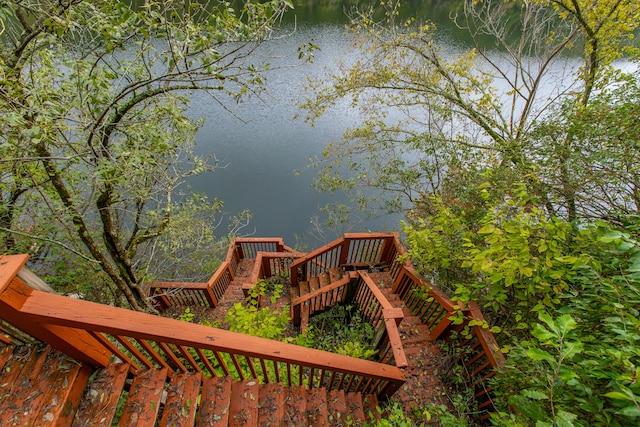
left=308, top=276, right=320, bottom=292
left=327, top=390, right=348, bottom=426
left=346, top=392, right=366, bottom=424
left=363, top=393, right=380, bottom=422
left=159, top=371, right=202, bottom=427
left=319, top=271, right=331, bottom=287
left=72, top=363, right=130, bottom=427
left=0, top=345, right=14, bottom=371
left=284, top=385, right=307, bottom=425
left=229, top=379, right=259, bottom=426
left=328, top=268, right=343, bottom=283
left=258, top=382, right=286, bottom=426
left=118, top=367, right=167, bottom=427
left=198, top=376, right=231, bottom=427
left=307, top=387, right=329, bottom=426
left=36, top=350, right=91, bottom=427
left=0, top=345, right=51, bottom=420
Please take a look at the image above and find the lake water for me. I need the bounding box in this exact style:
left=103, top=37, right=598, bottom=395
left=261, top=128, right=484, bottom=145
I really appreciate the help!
left=185, top=2, right=619, bottom=248
left=187, top=16, right=412, bottom=248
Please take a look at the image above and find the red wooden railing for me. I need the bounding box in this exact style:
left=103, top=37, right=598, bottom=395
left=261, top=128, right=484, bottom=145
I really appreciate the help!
left=354, top=271, right=407, bottom=368
left=392, top=263, right=505, bottom=418
left=0, top=255, right=406, bottom=400
left=242, top=252, right=304, bottom=299
left=289, top=232, right=398, bottom=286
left=148, top=238, right=296, bottom=310
left=290, top=270, right=408, bottom=368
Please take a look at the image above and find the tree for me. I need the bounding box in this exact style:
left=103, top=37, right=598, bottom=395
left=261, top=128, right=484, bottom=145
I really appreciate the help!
left=0, top=0, right=290, bottom=312
left=302, top=0, right=639, bottom=222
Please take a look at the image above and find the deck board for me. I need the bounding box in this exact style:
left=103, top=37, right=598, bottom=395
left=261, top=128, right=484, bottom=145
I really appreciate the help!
left=118, top=367, right=167, bottom=427
left=72, top=363, right=130, bottom=427
left=197, top=376, right=231, bottom=427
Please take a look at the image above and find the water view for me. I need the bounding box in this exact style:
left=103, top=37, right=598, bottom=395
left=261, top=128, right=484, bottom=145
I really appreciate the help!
left=187, top=2, right=469, bottom=246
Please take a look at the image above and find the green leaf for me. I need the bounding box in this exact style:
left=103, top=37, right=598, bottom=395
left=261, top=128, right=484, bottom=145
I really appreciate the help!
left=617, top=405, right=640, bottom=417
left=555, top=410, right=577, bottom=427
left=531, top=323, right=555, bottom=342
left=604, top=391, right=634, bottom=401
left=538, top=312, right=559, bottom=334
left=526, top=347, right=554, bottom=363
left=521, top=388, right=548, bottom=400
left=556, top=314, right=576, bottom=335
left=509, top=395, right=547, bottom=421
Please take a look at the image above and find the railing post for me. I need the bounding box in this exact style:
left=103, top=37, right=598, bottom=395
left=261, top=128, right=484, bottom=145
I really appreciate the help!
left=235, top=242, right=245, bottom=259
left=379, top=235, right=397, bottom=265
left=0, top=255, right=112, bottom=367
left=339, top=238, right=350, bottom=266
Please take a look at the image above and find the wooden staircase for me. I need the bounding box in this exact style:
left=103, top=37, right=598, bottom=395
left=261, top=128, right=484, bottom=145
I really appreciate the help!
left=0, top=344, right=378, bottom=427
left=0, top=233, right=506, bottom=424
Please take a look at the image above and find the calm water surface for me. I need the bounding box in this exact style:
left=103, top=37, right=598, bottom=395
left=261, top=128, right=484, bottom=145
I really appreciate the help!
left=188, top=19, right=409, bottom=247
left=186, top=2, right=559, bottom=247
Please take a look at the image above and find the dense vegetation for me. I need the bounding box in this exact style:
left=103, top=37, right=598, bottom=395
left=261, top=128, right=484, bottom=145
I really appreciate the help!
left=302, top=0, right=640, bottom=425
left=0, top=0, right=291, bottom=311
left=2, top=0, right=640, bottom=425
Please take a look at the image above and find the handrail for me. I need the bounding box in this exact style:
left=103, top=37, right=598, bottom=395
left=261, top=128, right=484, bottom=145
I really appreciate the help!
left=148, top=281, right=213, bottom=311
left=391, top=262, right=505, bottom=418
left=356, top=271, right=407, bottom=368
left=0, top=255, right=407, bottom=400
left=290, top=270, right=408, bottom=368
left=233, top=238, right=287, bottom=259
left=289, top=233, right=398, bottom=286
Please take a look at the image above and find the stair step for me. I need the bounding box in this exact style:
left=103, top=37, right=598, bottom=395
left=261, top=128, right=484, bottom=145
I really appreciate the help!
left=0, top=345, right=51, bottom=423
left=400, top=324, right=433, bottom=343
left=327, top=389, right=349, bottom=426
left=346, top=392, right=366, bottom=426
left=401, top=315, right=423, bottom=326
left=72, top=363, right=130, bottom=427
left=329, top=268, right=343, bottom=283
left=198, top=376, right=231, bottom=427
left=8, top=345, right=90, bottom=426
left=319, top=271, right=331, bottom=288
left=306, top=387, right=329, bottom=426
left=159, top=371, right=202, bottom=427
left=229, top=380, right=259, bottom=426
left=258, top=382, right=286, bottom=425
left=363, top=393, right=380, bottom=422
left=300, top=281, right=310, bottom=333
left=0, top=345, right=14, bottom=370
left=308, top=276, right=320, bottom=292
left=284, top=385, right=307, bottom=425
left=119, top=367, right=168, bottom=426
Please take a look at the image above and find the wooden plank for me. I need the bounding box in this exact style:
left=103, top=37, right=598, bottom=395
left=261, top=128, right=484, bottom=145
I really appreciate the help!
left=363, top=393, right=380, bottom=423
left=0, top=254, right=30, bottom=294
left=118, top=367, right=167, bottom=427
left=229, top=380, right=259, bottom=427
left=258, top=382, right=285, bottom=426
left=284, top=385, right=307, bottom=426
left=0, top=345, right=50, bottom=424
left=72, top=363, right=130, bottom=427
left=33, top=350, right=92, bottom=427
left=0, top=345, right=14, bottom=370
left=346, top=392, right=366, bottom=424
left=197, top=376, right=231, bottom=427
left=327, top=390, right=349, bottom=426
left=306, top=387, right=329, bottom=426
left=159, top=371, right=202, bottom=427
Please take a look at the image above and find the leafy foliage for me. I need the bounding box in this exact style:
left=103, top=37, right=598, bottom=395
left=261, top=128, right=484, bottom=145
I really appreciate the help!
left=0, top=0, right=291, bottom=310
left=293, top=303, right=378, bottom=360
left=226, top=280, right=289, bottom=340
